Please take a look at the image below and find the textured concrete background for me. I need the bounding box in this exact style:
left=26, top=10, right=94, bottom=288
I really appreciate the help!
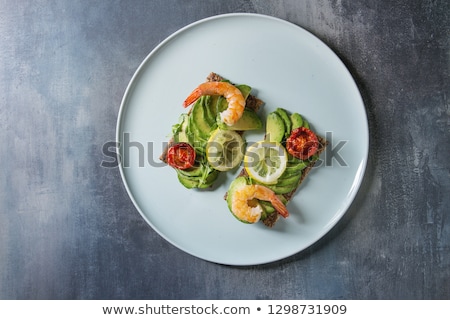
left=1, top=0, right=449, bottom=299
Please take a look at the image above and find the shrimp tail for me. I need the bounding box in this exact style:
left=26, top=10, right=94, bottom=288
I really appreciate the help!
left=271, top=195, right=289, bottom=218
left=183, top=87, right=202, bottom=108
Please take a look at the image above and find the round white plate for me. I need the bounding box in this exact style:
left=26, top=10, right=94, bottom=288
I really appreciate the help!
left=116, top=13, right=368, bottom=265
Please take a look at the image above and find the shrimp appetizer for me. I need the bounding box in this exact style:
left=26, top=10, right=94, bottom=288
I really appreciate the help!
left=226, top=108, right=327, bottom=227
left=229, top=182, right=289, bottom=224
left=160, top=73, right=263, bottom=189
left=183, top=81, right=246, bottom=126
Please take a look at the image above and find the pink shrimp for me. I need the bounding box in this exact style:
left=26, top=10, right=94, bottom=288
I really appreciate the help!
left=231, top=184, right=289, bottom=224
left=183, top=81, right=245, bottom=126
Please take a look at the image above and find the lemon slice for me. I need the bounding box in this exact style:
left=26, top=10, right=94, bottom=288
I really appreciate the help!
left=206, top=129, right=245, bottom=171
left=244, top=140, right=288, bottom=184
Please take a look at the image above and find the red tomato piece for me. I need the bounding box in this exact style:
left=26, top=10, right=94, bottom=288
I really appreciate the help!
left=167, top=142, right=196, bottom=170
left=286, top=127, right=319, bottom=160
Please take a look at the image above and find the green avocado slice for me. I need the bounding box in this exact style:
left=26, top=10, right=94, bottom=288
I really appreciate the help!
left=274, top=108, right=292, bottom=139
left=290, top=113, right=304, bottom=130
left=266, top=112, right=285, bottom=143
left=218, top=108, right=262, bottom=131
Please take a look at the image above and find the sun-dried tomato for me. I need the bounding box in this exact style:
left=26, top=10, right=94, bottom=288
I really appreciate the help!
left=167, top=142, right=196, bottom=170
left=286, top=127, right=319, bottom=160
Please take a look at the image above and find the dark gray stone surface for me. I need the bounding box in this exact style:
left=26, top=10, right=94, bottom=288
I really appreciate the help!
left=0, top=0, right=448, bottom=299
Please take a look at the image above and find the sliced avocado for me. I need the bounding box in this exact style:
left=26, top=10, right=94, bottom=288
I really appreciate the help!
left=188, top=96, right=217, bottom=140
left=216, top=96, right=228, bottom=113
left=265, top=183, right=298, bottom=195
left=177, top=167, right=219, bottom=189
left=290, top=113, right=303, bottom=130
left=260, top=201, right=276, bottom=215
left=226, top=176, right=267, bottom=223
left=196, top=98, right=217, bottom=133
left=177, top=173, right=199, bottom=189
left=282, top=156, right=308, bottom=178
left=186, top=118, right=207, bottom=148
left=219, top=108, right=262, bottom=131
left=187, top=109, right=208, bottom=143
left=226, top=176, right=248, bottom=212
left=175, top=131, right=189, bottom=143
left=266, top=112, right=285, bottom=143
left=260, top=194, right=287, bottom=216
left=227, top=177, right=265, bottom=223
left=205, top=95, right=219, bottom=122
left=197, top=169, right=219, bottom=188
left=282, top=164, right=306, bottom=178
left=276, top=174, right=300, bottom=187
left=274, top=108, right=292, bottom=138
left=236, top=84, right=252, bottom=100
left=176, top=164, right=204, bottom=178
left=302, top=118, right=310, bottom=129
left=286, top=155, right=308, bottom=169
left=201, top=96, right=218, bottom=127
